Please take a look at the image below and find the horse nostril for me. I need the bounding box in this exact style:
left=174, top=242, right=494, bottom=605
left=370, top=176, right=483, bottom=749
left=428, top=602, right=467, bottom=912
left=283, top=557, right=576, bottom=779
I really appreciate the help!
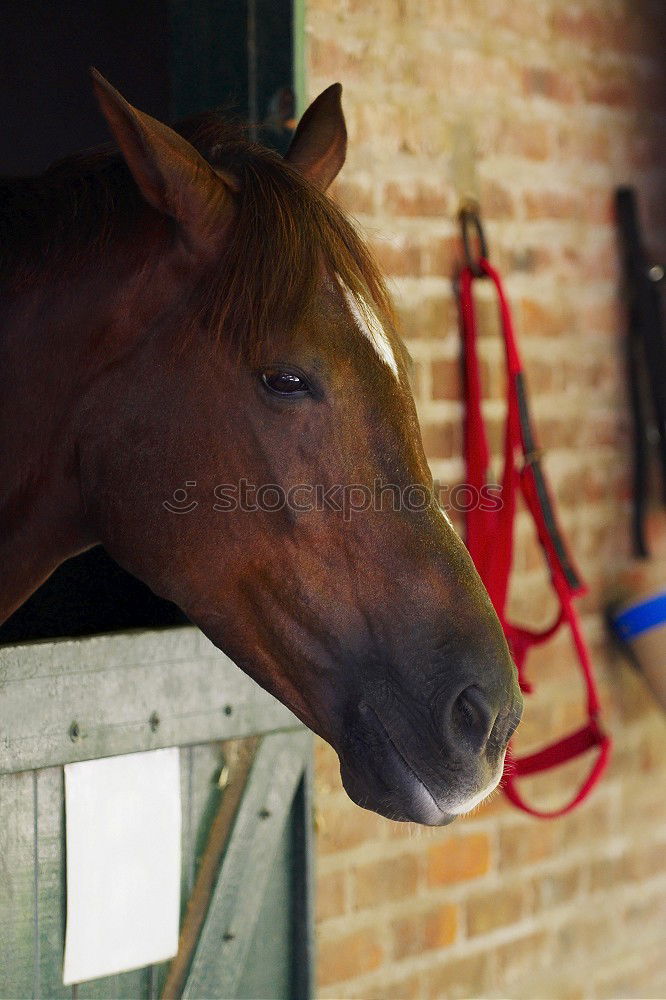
left=451, top=685, right=495, bottom=751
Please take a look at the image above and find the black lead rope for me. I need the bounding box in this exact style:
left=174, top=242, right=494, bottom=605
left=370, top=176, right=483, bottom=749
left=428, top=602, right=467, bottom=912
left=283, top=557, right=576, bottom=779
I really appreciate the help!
left=616, top=187, right=666, bottom=558
left=514, top=372, right=583, bottom=591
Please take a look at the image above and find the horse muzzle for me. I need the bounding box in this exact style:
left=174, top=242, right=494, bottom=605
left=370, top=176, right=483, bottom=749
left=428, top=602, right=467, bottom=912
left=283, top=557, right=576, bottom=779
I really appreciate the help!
left=338, top=684, right=523, bottom=825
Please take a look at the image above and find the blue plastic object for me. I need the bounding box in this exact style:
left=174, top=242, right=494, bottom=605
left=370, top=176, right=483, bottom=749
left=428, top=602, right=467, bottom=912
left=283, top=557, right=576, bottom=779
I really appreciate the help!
left=612, top=592, right=666, bottom=642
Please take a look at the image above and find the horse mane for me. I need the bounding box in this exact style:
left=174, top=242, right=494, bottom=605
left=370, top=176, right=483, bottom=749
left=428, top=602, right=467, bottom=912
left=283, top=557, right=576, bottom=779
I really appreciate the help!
left=0, top=112, right=393, bottom=358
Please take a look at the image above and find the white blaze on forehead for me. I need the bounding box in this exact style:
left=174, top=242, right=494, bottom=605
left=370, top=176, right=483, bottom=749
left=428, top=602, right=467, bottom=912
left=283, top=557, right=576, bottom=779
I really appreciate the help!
left=341, top=285, right=399, bottom=379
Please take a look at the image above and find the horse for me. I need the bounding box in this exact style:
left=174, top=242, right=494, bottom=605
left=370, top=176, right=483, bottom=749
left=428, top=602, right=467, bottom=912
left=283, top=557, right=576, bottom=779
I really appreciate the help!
left=0, top=71, right=522, bottom=825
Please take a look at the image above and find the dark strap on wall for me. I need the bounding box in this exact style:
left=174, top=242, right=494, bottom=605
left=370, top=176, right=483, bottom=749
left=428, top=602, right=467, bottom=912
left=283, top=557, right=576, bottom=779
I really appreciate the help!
left=514, top=373, right=582, bottom=591
left=616, top=186, right=666, bottom=557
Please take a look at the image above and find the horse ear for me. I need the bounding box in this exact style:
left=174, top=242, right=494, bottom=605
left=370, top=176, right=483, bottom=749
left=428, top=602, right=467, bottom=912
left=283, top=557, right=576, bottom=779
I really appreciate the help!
left=90, top=68, right=237, bottom=247
left=285, top=83, right=347, bottom=191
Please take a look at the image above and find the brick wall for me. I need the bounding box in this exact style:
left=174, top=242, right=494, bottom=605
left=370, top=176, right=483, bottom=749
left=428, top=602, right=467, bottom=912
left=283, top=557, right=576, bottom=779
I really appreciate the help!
left=306, top=1, right=666, bottom=997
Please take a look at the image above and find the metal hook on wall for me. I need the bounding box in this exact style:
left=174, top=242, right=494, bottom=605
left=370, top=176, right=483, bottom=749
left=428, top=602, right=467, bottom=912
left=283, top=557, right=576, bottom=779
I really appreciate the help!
left=458, top=199, right=489, bottom=277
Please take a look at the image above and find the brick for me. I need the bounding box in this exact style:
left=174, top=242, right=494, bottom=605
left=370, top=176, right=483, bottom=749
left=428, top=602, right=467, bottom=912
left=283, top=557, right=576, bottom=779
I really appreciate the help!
left=466, top=885, right=526, bottom=936
left=501, top=243, right=554, bottom=276
left=314, top=737, right=342, bottom=793
left=396, top=293, right=455, bottom=341
left=384, top=815, right=431, bottom=839
left=623, top=840, right=666, bottom=881
left=495, top=116, right=552, bottom=160
left=316, top=869, right=347, bottom=922
left=496, top=930, right=551, bottom=986
left=383, top=179, right=450, bottom=218
left=620, top=775, right=666, bottom=832
left=309, top=36, right=362, bottom=79
left=551, top=9, right=608, bottom=47
left=580, top=298, right=621, bottom=336
left=522, top=66, right=578, bottom=102
left=427, top=832, right=492, bottom=886
left=371, top=970, right=424, bottom=1000
left=555, top=915, right=613, bottom=965
left=316, top=926, right=384, bottom=986
left=479, top=179, right=514, bottom=220
left=553, top=121, right=611, bottom=162
left=504, top=573, right=554, bottom=627
left=317, top=801, right=385, bottom=855
left=473, top=296, right=503, bottom=340
left=611, top=671, right=656, bottom=729
left=510, top=972, right=587, bottom=1000
left=532, top=865, right=582, bottom=907
left=370, top=235, right=421, bottom=277
left=391, top=903, right=458, bottom=958
left=480, top=354, right=507, bottom=398
left=508, top=696, right=556, bottom=754
left=580, top=187, right=614, bottom=225
left=482, top=0, right=549, bottom=38
left=622, top=891, right=666, bottom=944
left=425, top=952, right=491, bottom=1000
left=557, top=798, right=613, bottom=844
left=420, top=234, right=459, bottom=277
left=513, top=528, right=551, bottom=575
left=330, top=177, right=376, bottom=215
left=594, top=948, right=666, bottom=1000
left=352, top=852, right=419, bottom=910
left=583, top=65, right=636, bottom=108
left=499, top=821, right=560, bottom=869
left=479, top=413, right=507, bottom=457
left=420, top=421, right=463, bottom=461
left=523, top=189, right=581, bottom=220
left=519, top=297, right=576, bottom=338
left=431, top=358, right=462, bottom=401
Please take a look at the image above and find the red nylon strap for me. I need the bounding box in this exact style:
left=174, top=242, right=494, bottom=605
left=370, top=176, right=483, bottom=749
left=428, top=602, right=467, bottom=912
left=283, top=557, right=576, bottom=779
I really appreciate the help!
left=459, top=257, right=611, bottom=818
left=510, top=720, right=605, bottom=777
left=503, top=724, right=612, bottom=819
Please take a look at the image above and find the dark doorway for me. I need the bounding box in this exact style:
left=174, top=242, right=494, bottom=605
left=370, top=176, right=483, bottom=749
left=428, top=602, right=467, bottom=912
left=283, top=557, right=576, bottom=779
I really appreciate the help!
left=1, top=0, right=296, bottom=642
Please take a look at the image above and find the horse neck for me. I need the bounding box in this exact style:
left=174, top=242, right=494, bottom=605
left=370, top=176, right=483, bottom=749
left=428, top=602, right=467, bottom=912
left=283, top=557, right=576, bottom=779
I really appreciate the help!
left=0, top=235, right=173, bottom=624
left=0, top=276, right=104, bottom=621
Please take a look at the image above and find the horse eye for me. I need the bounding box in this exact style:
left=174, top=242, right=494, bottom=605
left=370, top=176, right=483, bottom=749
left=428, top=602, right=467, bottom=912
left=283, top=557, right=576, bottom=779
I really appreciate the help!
left=261, top=370, right=310, bottom=397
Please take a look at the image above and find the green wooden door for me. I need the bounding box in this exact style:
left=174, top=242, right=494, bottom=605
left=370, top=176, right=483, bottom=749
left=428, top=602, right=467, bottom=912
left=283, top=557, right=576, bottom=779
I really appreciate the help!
left=0, top=630, right=315, bottom=1000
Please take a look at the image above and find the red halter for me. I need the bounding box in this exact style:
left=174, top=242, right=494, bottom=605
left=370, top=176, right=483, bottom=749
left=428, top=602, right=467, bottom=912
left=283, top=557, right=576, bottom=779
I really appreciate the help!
left=459, top=256, right=611, bottom=818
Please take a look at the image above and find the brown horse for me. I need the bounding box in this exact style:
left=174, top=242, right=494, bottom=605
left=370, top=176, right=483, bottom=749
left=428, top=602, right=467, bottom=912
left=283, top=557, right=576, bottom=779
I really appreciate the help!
left=0, top=72, right=522, bottom=824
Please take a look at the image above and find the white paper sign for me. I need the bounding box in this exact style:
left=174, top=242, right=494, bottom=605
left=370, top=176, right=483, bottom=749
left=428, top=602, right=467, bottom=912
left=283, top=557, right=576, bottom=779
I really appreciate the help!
left=63, top=747, right=181, bottom=985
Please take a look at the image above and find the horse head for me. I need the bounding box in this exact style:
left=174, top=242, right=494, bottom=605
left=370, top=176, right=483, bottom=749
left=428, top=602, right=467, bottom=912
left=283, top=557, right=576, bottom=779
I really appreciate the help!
left=3, top=73, right=522, bottom=824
